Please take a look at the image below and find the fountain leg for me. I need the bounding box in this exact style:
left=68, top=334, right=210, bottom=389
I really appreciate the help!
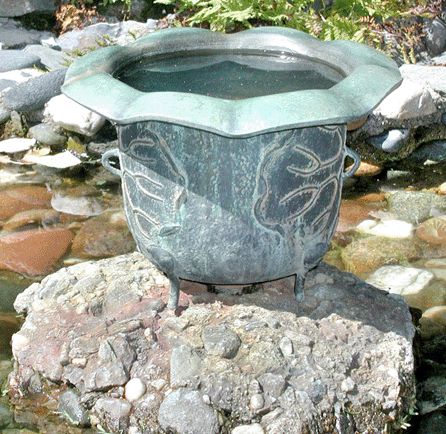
left=294, top=274, right=305, bottom=302
left=140, top=245, right=180, bottom=309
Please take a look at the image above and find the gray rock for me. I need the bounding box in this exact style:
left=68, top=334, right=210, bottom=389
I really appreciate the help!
left=258, top=373, right=287, bottom=399
left=93, top=397, right=131, bottom=433
left=170, top=345, right=202, bottom=385
left=0, top=0, right=55, bottom=17
left=409, top=140, right=446, bottom=164
left=0, top=78, right=15, bottom=92
left=24, top=44, right=67, bottom=71
left=387, top=191, right=446, bottom=224
left=417, top=411, right=446, bottom=434
left=58, top=389, right=90, bottom=427
left=367, top=129, right=410, bottom=153
left=0, top=19, right=54, bottom=48
left=202, top=324, right=241, bottom=359
left=0, top=399, right=13, bottom=429
left=56, top=21, right=154, bottom=52
left=28, top=122, right=67, bottom=146
left=0, top=50, right=41, bottom=73
left=400, top=63, right=446, bottom=94
left=424, top=17, right=446, bottom=56
left=2, top=68, right=67, bottom=112
left=9, top=253, right=416, bottom=434
left=0, top=103, right=9, bottom=124
left=158, top=387, right=220, bottom=434
left=417, top=376, right=446, bottom=415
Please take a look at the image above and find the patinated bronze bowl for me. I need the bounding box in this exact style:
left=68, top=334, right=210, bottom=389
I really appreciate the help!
left=62, top=27, right=402, bottom=308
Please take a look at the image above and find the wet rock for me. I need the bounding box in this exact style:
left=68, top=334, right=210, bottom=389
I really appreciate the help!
left=366, top=265, right=435, bottom=311
left=50, top=189, right=105, bottom=217
left=416, top=216, right=446, bottom=244
left=351, top=161, right=383, bottom=177
left=417, top=376, right=446, bottom=415
left=409, top=140, right=446, bottom=164
left=367, top=128, right=410, bottom=153
left=71, top=210, right=135, bottom=259
left=0, top=399, right=13, bottom=429
left=58, top=389, right=90, bottom=427
left=0, top=138, right=35, bottom=153
left=158, top=387, right=220, bottom=434
left=0, top=50, right=41, bottom=73
left=202, top=324, right=241, bottom=359
left=0, top=228, right=73, bottom=275
left=93, top=397, right=131, bottom=433
left=2, top=69, right=67, bottom=112
left=44, top=94, right=105, bottom=137
left=0, top=185, right=51, bottom=221
left=335, top=200, right=378, bottom=233
left=28, top=123, right=67, bottom=146
left=374, top=78, right=437, bottom=119
left=10, top=253, right=416, bottom=434
left=387, top=191, right=446, bottom=225
left=355, top=219, right=413, bottom=239
left=341, top=237, right=419, bottom=276
left=416, top=411, right=446, bottom=434
left=420, top=306, right=446, bottom=338
left=1, top=208, right=60, bottom=232
left=22, top=150, right=81, bottom=169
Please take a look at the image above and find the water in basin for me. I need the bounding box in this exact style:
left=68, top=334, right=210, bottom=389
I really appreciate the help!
left=115, top=53, right=344, bottom=99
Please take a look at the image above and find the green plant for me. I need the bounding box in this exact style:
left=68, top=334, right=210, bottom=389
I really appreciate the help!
left=154, top=0, right=438, bottom=62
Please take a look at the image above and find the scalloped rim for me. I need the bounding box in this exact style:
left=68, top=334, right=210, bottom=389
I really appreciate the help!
left=62, top=27, right=402, bottom=137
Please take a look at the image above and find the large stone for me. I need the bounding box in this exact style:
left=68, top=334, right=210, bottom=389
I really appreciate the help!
left=2, top=68, right=67, bottom=112
left=8, top=253, right=416, bottom=434
left=44, top=94, right=105, bottom=137
left=400, top=64, right=446, bottom=95
left=0, top=50, right=41, bottom=73
left=0, top=0, right=55, bottom=17
left=373, top=78, right=437, bottom=120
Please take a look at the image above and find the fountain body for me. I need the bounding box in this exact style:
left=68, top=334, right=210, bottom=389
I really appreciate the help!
left=62, top=27, right=402, bottom=308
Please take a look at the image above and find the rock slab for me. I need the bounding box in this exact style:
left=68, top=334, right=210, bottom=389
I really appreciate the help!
left=9, top=252, right=416, bottom=434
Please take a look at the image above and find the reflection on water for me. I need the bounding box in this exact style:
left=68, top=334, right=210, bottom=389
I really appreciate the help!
left=116, top=54, right=343, bottom=99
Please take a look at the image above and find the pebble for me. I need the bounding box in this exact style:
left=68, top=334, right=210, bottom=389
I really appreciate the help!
left=336, top=200, right=378, bottom=233
left=341, top=377, right=356, bottom=393
left=409, top=140, right=446, bottom=164
left=201, top=324, right=241, bottom=359
left=124, top=378, right=146, bottom=402
left=278, top=336, right=294, bottom=356
left=249, top=394, right=265, bottom=411
left=355, top=219, right=413, bottom=239
left=367, top=129, right=410, bottom=153
left=2, top=208, right=60, bottom=232
left=58, top=389, right=90, bottom=427
left=28, top=123, right=67, bottom=146
left=170, top=345, right=202, bottom=385
left=416, top=216, right=446, bottom=244
left=22, top=151, right=81, bottom=169
left=158, top=388, right=220, bottom=434
left=232, top=423, right=265, bottom=434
